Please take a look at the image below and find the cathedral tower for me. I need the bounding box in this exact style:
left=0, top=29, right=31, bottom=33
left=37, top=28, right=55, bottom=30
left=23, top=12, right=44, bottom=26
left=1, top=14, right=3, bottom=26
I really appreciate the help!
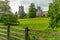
left=36, top=6, right=43, bottom=17
left=18, top=5, right=25, bottom=18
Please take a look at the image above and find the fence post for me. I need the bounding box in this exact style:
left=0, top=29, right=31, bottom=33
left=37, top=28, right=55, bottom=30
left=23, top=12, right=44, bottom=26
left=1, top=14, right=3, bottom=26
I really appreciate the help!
left=7, top=25, right=10, bottom=40
left=25, top=27, right=28, bottom=40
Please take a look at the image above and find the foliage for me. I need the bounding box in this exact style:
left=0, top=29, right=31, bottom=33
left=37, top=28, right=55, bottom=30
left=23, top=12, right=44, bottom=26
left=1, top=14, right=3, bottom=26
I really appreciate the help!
left=28, top=3, right=37, bottom=18
left=0, top=2, right=10, bottom=12
left=19, top=12, right=26, bottom=18
left=0, top=2, right=19, bottom=25
left=48, top=0, right=60, bottom=29
left=15, top=12, right=19, bottom=19
left=1, top=12, right=19, bottom=25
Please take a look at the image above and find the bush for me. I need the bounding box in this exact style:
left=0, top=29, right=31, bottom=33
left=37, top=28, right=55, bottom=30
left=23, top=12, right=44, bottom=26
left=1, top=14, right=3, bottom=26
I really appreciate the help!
left=1, top=12, right=19, bottom=25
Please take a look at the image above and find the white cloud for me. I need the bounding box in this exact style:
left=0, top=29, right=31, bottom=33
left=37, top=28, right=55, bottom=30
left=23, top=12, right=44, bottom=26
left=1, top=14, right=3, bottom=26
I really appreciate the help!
left=9, top=0, right=52, bottom=13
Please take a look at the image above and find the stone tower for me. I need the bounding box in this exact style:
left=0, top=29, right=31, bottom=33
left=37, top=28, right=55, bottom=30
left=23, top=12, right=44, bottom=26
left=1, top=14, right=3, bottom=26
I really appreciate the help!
left=18, top=5, right=25, bottom=18
left=36, top=6, right=43, bottom=17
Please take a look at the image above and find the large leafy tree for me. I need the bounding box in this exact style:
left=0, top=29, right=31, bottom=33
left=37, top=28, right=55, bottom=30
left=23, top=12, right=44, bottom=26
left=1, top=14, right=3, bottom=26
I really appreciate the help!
left=0, top=1, right=19, bottom=25
left=28, top=3, right=37, bottom=18
left=0, top=1, right=10, bottom=12
left=48, top=0, right=60, bottom=29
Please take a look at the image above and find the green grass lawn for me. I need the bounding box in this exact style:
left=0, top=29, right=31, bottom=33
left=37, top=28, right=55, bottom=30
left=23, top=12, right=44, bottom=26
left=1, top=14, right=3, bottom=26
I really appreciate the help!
left=19, top=17, right=50, bottom=30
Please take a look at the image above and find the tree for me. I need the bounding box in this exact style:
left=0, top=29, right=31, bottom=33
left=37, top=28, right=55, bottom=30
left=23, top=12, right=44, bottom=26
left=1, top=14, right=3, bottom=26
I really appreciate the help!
left=48, top=0, right=60, bottom=29
left=28, top=3, right=37, bottom=18
left=0, top=1, right=10, bottom=12
left=15, top=12, right=19, bottom=19
left=1, top=12, right=19, bottom=25
left=20, top=12, right=26, bottom=18
left=0, top=1, right=19, bottom=25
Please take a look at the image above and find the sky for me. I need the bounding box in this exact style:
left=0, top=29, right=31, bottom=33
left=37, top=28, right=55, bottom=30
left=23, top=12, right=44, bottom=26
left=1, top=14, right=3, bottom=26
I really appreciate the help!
left=9, top=0, right=52, bottom=13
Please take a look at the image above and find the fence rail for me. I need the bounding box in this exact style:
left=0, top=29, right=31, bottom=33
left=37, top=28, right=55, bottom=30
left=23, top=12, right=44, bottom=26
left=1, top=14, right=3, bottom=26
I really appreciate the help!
left=0, top=26, right=60, bottom=40
left=29, top=29, right=60, bottom=36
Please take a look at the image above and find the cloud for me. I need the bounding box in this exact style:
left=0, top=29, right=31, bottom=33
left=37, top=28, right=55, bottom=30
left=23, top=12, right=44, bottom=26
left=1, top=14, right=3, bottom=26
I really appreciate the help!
left=9, top=0, right=20, bottom=13
left=9, top=0, right=52, bottom=13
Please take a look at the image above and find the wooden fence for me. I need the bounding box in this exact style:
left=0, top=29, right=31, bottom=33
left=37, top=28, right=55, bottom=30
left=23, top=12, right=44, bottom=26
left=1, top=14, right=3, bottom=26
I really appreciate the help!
left=24, top=27, right=60, bottom=40
left=0, top=25, right=60, bottom=40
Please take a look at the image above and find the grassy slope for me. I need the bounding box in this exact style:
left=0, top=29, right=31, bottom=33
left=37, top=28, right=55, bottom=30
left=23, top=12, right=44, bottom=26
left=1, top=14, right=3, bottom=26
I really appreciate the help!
left=19, top=18, right=50, bottom=30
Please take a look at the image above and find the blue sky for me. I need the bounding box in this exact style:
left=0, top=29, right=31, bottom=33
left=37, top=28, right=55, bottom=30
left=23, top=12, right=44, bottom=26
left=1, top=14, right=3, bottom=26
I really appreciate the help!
left=9, top=0, right=52, bottom=13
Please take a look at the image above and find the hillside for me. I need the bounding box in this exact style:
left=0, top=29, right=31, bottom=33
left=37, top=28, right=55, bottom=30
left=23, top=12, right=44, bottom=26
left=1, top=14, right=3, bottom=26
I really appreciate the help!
left=20, top=18, right=49, bottom=30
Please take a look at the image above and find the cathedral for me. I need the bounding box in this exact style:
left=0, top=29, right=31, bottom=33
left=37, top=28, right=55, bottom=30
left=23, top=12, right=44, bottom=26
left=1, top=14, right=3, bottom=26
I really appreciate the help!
left=18, top=5, right=47, bottom=17
left=36, top=6, right=43, bottom=17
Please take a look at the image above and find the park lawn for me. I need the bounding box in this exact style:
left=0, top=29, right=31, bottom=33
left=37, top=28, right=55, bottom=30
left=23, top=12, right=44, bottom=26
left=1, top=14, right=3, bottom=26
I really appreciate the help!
left=0, top=18, right=60, bottom=40
left=19, top=18, right=60, bottom=32
left=19, top=17, right=50, bottom=30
